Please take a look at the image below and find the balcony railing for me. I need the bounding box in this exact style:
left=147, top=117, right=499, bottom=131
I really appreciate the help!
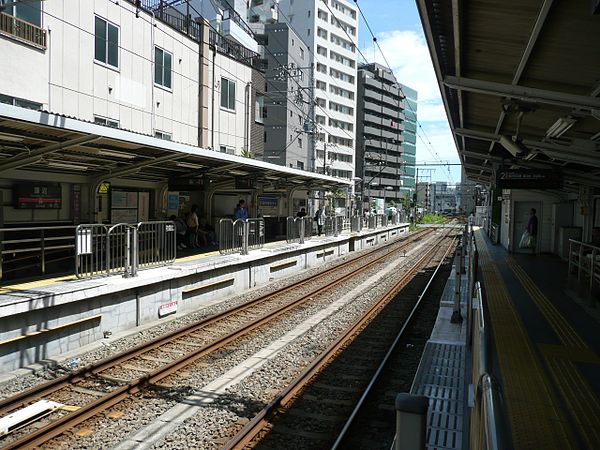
left=0, top=12, right=47, bottom=49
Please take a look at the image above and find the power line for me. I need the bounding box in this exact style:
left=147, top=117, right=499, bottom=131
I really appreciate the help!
left=352, top=0, right=454, bottom=183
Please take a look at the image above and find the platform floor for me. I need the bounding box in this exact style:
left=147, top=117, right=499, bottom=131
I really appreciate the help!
left=477, top=231, right=600, bottom=450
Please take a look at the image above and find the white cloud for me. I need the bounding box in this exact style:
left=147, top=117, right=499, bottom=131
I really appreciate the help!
left=361, top=30, right=462, bottom=181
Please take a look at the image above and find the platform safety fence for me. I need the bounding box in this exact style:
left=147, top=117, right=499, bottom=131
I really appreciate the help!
left=219, top=218, right=265, bottom=255
left=465, top=221, right=507, bottom=450
left=568, top=239, right=600, bottom=302
left=75, top=221, right=176, bottom=279
left=0, top=224, right=77, bottom=281
left=286, top=217, right=313, bottom=244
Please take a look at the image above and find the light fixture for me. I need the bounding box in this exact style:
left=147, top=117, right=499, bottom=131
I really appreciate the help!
left=229, top=169, right=249, bottom=176
left=546, top=116, right=577, bottom=139
left=175, top=161, right=204, bottom=169
left=264, top=175, right=279, bottom=181
left=47, top=161, right=88, bottom=171
left=499, top=135, right=529, bottom=158
left=98, top=149, right=136, bottom=159
left=0, top=133, right=23, bottom=142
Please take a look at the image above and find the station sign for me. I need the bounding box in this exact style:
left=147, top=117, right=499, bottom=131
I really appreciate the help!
left=235, top=178, right=256, bottom=189
left=14, top=182, right=62, bottom=209
left=169, top=177, right=205, bottom=191
left=496, top=169, right=561, bottom=189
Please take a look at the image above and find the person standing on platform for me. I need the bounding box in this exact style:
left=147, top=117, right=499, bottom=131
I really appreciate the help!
left=296, top=208, right=307, bottom=218
left=315, top=205, right=326, bottom=236
left=186, top=205, right=200, bottom=248
left=234, top=199, right=249, bottom=220
left=527, top=208, right=538, bottom=251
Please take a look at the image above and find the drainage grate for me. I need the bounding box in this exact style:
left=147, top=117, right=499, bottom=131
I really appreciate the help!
left=412, top=342, right=465, bottom=449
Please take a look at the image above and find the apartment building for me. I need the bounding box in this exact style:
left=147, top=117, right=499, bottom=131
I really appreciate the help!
left=357, top=63, right=405, bottom=209
left=250, top=0, right=358, bottom=180
left=400, top=83, right=417, bottom=197
left=0, top=0, right=201, bottom=144
left=259, top=22, right=310, bottom=169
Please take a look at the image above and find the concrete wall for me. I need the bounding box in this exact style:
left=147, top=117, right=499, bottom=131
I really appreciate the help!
left=0, top=224, right=409, bottom=372
left=207, top=52, right=253, bottom=154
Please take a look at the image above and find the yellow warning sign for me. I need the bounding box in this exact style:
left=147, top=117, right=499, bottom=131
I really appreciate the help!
left=98, top=182, right=110, bottom=194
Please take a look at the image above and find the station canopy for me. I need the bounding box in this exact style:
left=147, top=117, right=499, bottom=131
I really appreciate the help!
left=0, top=104, right=350, bottom=191
left=417, top=1, right=600, bottom=188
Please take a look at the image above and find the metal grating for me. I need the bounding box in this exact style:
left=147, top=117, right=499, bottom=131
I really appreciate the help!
left=412, top=342, right=465, bottom=450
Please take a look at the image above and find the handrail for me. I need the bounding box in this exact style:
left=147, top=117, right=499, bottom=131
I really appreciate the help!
left=0, top=225, right=78, bottom=281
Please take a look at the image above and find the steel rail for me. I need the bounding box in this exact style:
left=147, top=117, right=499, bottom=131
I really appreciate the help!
left=0, top=228, right=431, bottom=418
left=0, top=230, right=433, bottom=449
left=221, top=229, right=456, bottom=450
left=330, top=234, right=458, bottom=449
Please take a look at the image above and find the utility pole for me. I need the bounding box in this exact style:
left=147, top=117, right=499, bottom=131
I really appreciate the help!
left=307, top=63, right=316, bottom=173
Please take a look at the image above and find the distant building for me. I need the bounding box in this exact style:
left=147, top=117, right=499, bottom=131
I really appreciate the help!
left=356, top=63, right=405, bottom=210
left=250, top=0, right=358, bottom=179
left=259, top=23, right=310, bottom=169
left=400, top=84, right=417, bottom=197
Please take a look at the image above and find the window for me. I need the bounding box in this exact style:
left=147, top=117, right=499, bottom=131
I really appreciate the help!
left=308, top=10, right=311, bottom=17
left=1, top=0, right=42, bottom=26
left=220, top=77, right=236, bottom=110
left=297, top=161, right=304, bottom=170
left=155, top=131, right=172, bottom=140
left=317, top=9, right=328, bottom=21
left=317, top=28, right=327, bottom=39
left=316, top=80, right=326, bottom=91
left=94, top=116, right=119, bottom=128
left=154, top=47, right=172, bottom=88
left=307, top=28, right=310, bottom=36
left=0, top=94, right=42, bottom=110
left=255, top=94, right=265, bottom=123
left=298, top=137, right=302, bottom=148
left=220, top=145, right=234, bottom=154
left=95, top=16, right=119, bottom=68
left=300, top=48, right=304, bottom=59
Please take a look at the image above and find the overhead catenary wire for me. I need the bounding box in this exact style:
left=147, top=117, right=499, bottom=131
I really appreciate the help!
left=352, top=0, right=454, bottom=183
left=319, top=0, right=453, bottom=183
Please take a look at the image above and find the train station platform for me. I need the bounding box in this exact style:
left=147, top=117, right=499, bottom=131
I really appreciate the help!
left=476, top=230, right=600, bottom=450
left=0, top=224, right=409, bottom=376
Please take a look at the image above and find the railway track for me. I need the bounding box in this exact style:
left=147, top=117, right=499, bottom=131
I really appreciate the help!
left=0, top=228, right=435, bottom=449
left=223, top=228, right=457, bottom=450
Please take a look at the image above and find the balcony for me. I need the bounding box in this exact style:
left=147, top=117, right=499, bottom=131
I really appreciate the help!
left=0, top=12, right=46, bottom=49
left=222, top=9, right=259, bottom=53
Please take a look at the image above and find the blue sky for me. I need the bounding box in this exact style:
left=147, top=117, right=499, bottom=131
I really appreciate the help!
left=356, top=1, right=462, bottom=184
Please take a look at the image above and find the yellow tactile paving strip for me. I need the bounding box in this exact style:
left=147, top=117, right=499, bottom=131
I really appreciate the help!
left=477, top=235, right=576, bottom=450
left=0, top=240, right=290, bottom=294
left=506, top=256, right=600, bottom=449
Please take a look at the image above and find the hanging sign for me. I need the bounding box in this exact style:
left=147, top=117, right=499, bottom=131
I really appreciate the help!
left=496, top=169, right=561, bottom=189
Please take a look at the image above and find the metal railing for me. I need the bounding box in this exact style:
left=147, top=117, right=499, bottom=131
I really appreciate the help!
left=286, top=217, right=312, bottom=244
left=219, top=218, right=265, bottom=255
left=465, top=223, right=507, bottom=450
left=137, top=221, right=177, bottom=269
left=350, top=216, right=363, bottom=232
left=75, top=224, right=108, bottom=279
left=106, top=223, right=138, bottom=277
left=0, top=12, right=47, bottom=49
left=1, top=225, right=76, bottom=281
left=568, top=239, right=600, bottom=300
left=247, top=218, right=265, bottom=252
left=75, top=221, right=176, bottom=279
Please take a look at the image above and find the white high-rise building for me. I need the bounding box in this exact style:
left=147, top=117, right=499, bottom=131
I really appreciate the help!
left=249, top=0, right=358, bottom=180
